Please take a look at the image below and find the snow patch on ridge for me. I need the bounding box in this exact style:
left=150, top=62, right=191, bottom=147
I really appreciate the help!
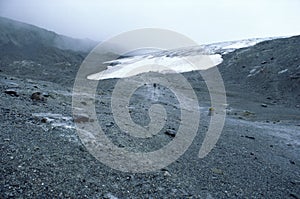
left=88, top=54, right=223, bottom=80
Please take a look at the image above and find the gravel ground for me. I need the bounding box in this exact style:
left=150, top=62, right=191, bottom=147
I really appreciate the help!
left=1, top=36, right=300, bottom=198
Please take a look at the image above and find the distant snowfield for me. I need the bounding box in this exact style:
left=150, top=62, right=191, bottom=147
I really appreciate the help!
left=222, top=41, right=258, bottom=50
left=88, top=54, right=223, bottom=80
left=87, top=37, right=282, bottom=80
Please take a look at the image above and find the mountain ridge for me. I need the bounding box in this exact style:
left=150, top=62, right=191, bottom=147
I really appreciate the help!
left=0, top=16, right=97, bottom=52
left=0, top=16, right=98, bottom=65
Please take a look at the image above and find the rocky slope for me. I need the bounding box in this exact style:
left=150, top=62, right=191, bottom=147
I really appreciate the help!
left=0, top=18, right=300, bottom=198
left=218, top=36, right=300, bottom=107
left=0, top=16, right=97, bottom=80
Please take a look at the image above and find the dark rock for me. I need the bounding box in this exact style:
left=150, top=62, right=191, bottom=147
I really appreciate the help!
left=42, top=92, right=50, bottom=97
left=208, top=107, right=215, bottom=116
left=290, top=193, right=300, bottom=199
left=79, top=146, right=85, bottom=152
left=290, top=180, right=300, bottom=185
left=34, top=146, right=40, bottom=151
left=41, top=118, right=48, bottom=123
left=261, top=61, right=267, bottom=64
left=245, top=135, right=255, bottom=140
left=243, top=110, right=255, bottom=117
left=80, top=101, right=87, bottom=106
left=4, top=89, right=19, bottom=97
left=118, top=143, right=125, bottom=148
left=105, top=122, right=114, bottom=127
left=165, top=129, right=176, bottom=137
left=290, top=160, right=296, bottom=165
left=74, top=115, right=90, bottom=123
left=261, top=103, right=268, bottom=107
left=161, top=168, right=169, bottom=172
left=290, top=74, right=300, bottom=79
left=30, top=92, right=45, bottom=101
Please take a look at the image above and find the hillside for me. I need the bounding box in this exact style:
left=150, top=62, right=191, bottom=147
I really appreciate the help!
left=0, top=16, right=96, bottom=65
left=0, top=18, right=299, bottom=198
left=218, top=36, right=300, bottom=107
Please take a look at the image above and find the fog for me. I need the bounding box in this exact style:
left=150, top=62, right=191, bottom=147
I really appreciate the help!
left=1, top=0, right=300, bottom=44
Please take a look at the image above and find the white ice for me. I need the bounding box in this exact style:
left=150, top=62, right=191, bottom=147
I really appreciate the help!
left=32, top=113, right=75, bottom=129
left=278, top=69, right=288, bottom=74
left=88, top=54, right=223, bottom=80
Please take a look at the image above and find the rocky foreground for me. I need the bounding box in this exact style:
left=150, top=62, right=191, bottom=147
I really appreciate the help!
left=1, top=35, right=300, bottom=198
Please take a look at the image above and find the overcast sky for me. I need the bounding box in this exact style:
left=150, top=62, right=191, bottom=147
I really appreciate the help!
left=1, top=0, right=300, bottom=44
